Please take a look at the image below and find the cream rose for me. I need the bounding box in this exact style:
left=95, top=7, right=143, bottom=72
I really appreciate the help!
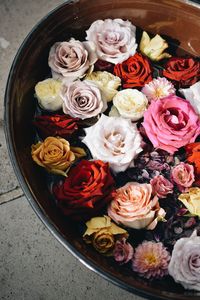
left=35, top=78, right=63, bottom=111
left=86, top=18, right=137, bottom=64
left=82, top=114, right=143, bottom=173
left=61, top=80, right=106, bottom=119
left=48, top=38, right=97, bottom=82
left=179, top=80, right=200, bottom=114
left=111, top=89, right=148, bottom=121
left=168, top=230, right=200, bottom=291
left=178, top=187, right=200, bottom=217
left=108, top=182, right=166, bottom=230
left=85, top=71, right=121, bottom=102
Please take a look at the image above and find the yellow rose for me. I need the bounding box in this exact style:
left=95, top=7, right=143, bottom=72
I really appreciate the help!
left=31, top=136, right=85, bottom=176
left=35, top=78, right=63, bottom=111
left=139, top=31, right=171, bottom=61
left=178, top=187, right=200, bottom=217
left=85, top=71, right=121, bottom=102
left=83, top=216, right=128, bottom=254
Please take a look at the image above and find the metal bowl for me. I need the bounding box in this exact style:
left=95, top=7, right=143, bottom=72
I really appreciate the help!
left=4, top=1, right=200, bottom=299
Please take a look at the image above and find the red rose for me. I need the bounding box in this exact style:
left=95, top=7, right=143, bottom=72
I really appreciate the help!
left=185, top=143, right=200, bottom=186
left=33, top=114, right=79, bottom=139
left=53, top=160, right=115, bottom=220
left=163, top=57, right=200, bottom=88
left=113, top=53, right=153, bottom=88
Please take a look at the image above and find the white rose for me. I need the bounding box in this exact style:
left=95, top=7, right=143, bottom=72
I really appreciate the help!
left=86, top=19, right=137, bottom=64
left=168, top=230, right=200, bottom=291
left=35, top=78, right=63, bottom=111
left=82, top=114, right=143, bottom=172
left=179, top=81, right=200, bottom=114
left=85, top=71, right=121, bottom=102
left=111, top=89, right=148, bottom=121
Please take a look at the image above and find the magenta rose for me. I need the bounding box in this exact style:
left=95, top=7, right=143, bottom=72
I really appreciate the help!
left=150, top=175, right=174, bottom=198
left=113, top=238, right=134, bottom=265
left=171, top=162, right=195, bottom=192
left=143, top=95, right=200, bottom=154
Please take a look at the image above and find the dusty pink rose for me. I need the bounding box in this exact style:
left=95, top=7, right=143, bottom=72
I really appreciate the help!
left=132, top=241, right=171, bottom=279
left=150, top=175, right=174, bottom=198
left=48, top=38, right=97, bottom=82
left=143, top=95, right=200, bottom=154
left=61, top=80, right=106, bottom=119
left=171, top=162, right=195, bottom=192
left=86, top=19, right=137, bottom=64
left=113, top=238, right=134, bottom=265
left=108, top=182, right=165, bottom=230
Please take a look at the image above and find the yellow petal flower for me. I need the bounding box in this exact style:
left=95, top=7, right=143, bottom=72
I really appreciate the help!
left=178, top=187, right=200, bottom=216
left=139, top=31, right=171, bottom=61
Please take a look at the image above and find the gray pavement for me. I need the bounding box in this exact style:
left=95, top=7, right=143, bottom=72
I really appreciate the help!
left=0, top=1, right=146, bottom=299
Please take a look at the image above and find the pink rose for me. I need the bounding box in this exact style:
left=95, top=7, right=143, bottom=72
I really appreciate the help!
left=61, top=80, right=106, bottom=119
left=48, top=38, right=97, bottom=82
left=113, top=238, right=134, bottom=265
left=143, top=95, right=200, bottom=154
left=150, top=175, right=174, bottom=198
left=108, top=182, right=165, bottom=230
left=86, top=19, right=137, bottom=64
left=171, top=162, right=195, bottom=192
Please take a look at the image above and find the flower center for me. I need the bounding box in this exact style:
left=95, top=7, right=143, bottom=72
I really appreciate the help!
left=104, top=131, right=125, bottom=155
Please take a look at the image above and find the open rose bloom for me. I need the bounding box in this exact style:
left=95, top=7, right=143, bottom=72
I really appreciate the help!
left=31, top=17, right=200, bottom=292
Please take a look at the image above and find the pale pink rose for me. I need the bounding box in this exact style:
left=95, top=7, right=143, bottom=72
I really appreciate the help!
left=150, top=175, right=174, bottom=198
left=113, top=238, right=134, bottom=265
left=48, top=38, right=97, bottom=82
left=143, top=95, right=200, bottom=154
left=86, top=19, right=137, bottom=64
left=171, top=162, right=195, bottom=192
left=108, top=182, right=166, bottom=230
left=61, top=80, right=106, bottom=119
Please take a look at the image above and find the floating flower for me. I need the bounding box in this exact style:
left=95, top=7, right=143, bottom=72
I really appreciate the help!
left=185, top=142, right=200, bottom=186
left=163, top=57, right=200, bottom=88
left=139, top=31, right=171, bottom=61
left=83, top=215, right=128, bottom=254
left=85, top=71, right=121, bottom=102
left=179, top=80, right=200, bottom=114
left=33, top=114, right=79, bottom=139
left=171, top=162, right=195, bottom=192
left=114, top=53, right=153, bottom=88
left=178, top=187, right=200, bottom=217
left=111, top=89, right=148, bottom=121
left=61, top=80, right=106, bottom=119
left=113, top=238, right=134, bottom=264
left=132, top=241, right=171, bottom=279
left=108, top=182, right=166, bottom=230
left=143, top=95, right=200, bottom=154
left=86, top=18, right=137, bottom=64
left=34, top=78, right=63, bottom=111
left=168, top=230, right=200, bottom=291
left=48, top=38, right=97, bottom=82
left=53, top=160, right=115, bottom=220
left=31, top=137, right=85, bottom=176
left=142, top=77, right=175, bottom=102
left=150, top=175, right=174, bottom=198
left=82, top=114, right=143, bottom=173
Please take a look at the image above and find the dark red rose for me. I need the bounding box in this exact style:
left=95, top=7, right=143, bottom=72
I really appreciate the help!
left=113, top=53, right=153, bottom=88
left=94, top=59, right=114, bottom=73
left=185, top=142, right=200, bottom=186
left=53, top=160, right=116, bottom=220
left=33, top=114, right=79, bottom=139
left=163, top=57, right=200, bottom=88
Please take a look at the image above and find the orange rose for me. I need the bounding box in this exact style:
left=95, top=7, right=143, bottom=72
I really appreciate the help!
left=185, top=143, right=200, bottom=186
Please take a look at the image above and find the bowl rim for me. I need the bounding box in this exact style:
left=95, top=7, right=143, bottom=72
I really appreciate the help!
left=4, top=1, right=200, bottom=300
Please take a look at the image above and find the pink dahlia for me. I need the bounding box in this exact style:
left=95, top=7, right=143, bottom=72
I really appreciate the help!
left=132, top=241, right=171, bottom=279
left=142, top=77, right=175, bottom=102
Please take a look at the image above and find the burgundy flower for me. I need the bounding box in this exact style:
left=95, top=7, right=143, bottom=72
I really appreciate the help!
left=150, top=175, right=174, bottom=198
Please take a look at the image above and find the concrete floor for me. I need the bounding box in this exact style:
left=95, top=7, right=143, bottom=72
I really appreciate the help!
left=0, top=1, right=146, bottom=299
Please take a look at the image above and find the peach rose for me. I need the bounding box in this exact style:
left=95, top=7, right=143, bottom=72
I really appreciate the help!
left=108, top=182, right=165, bottom=230
left=31, top=136, right=85, bottom=176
